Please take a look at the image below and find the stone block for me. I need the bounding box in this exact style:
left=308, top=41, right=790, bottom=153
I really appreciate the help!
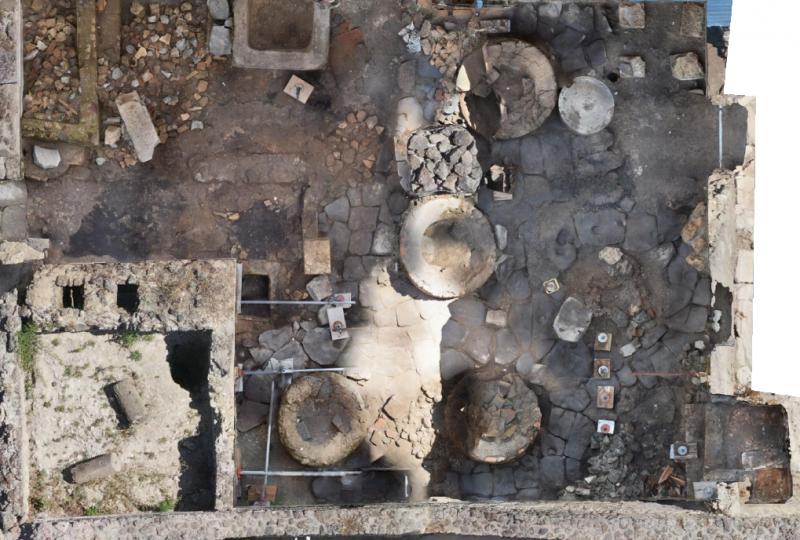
left=112, top=378, right=146, bottom=424
left=325, top=196, right=350, bottom=223
left=671, top=52, right=704, bottom=81
left=0, top=240, right=43, bottom=264
left=304, top=238, right=331, bottom=275
left=70, top=454, right=119, bottom=484
left=618, top=2, right=645, bottom=29
left=680, top=3, right=705, bottom=38
left=306, top=275, right=333, bottom=301
left=0, top=45, right=15, bottom=85
left=735, top=250, right=753, bottom=284
left=0, top=181, right=25, bottom=206
left=207, top=0, right=229, bottom=20
left=0, top=205, right=27, bottom=241
left=486, top=309, right=507, bottom=327
left=32, top=146, right=61, bottom=169
left=115, top=91, right=159, bottom=162
left=209, top=25, right=232, bottom=56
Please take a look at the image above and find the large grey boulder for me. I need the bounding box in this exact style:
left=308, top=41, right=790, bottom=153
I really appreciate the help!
left=302, top=327, right=348, bottom=366
left=32, top=146, right=61, bottom=170
left=207, top=0, right=229, bottom=20
left=209, top=25, right=232, bottom=56
left=553, top=297, right=592, bottom=342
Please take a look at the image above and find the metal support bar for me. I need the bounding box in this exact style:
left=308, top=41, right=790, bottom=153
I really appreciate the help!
left=718, top=105, right=724, bottom=168
left=261, top=378, right=277, bottom=499
left=243, top=468, right=411, bottom=477
left=242, top=367, right=347, bottom=376
left=240, top=300, right=355, bottom=306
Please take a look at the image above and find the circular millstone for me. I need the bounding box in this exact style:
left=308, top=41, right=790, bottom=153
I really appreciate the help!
left=277, top=373, right=367, bottom=468
left=399, top=196, right=497, bottom=299
left=558, top=76, right=615, bottom=135
left=459, top=40, right=557, bottom=140
left=445, top=367, right=542, bottom=463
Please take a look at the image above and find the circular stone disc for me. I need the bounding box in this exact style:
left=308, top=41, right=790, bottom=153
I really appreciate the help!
left=460, top=40, right=557, bottom=140
left=558, top=76, right=615, bottom=135
left=277, top=373, right=367, bottom=468
left=444, top=367, right=542, bottom=464
left=399, top=196, right=497, bottom=299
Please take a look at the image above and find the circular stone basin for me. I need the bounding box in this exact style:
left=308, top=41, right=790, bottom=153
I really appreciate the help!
left=399, top=196, right=496, bottom=299
left=277, top=373, right=367, bottom=468
left=445, top=367, right=542, bottom=463
left=558, top=76, right=615, bottom=135
left=459, top=40, right=557, bottom=140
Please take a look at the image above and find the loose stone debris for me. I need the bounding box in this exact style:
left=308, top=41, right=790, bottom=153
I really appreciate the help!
left=404, top=125, right=482, bottom=196
left=93, top=0, right=215, bottom=166
left=22, top=0, right=80, bottom=122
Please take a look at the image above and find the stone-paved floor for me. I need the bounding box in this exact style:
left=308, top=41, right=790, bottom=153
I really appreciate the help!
left=22, top=0, right=749, bottom=508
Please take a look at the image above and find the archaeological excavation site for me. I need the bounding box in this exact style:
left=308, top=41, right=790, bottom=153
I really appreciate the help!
left=0, top=0, right=797, bottom=538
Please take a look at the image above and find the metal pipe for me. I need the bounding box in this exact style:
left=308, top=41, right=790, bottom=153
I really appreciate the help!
left=240, top=300, right=355, bottom=306
left=261, top=378, right=277, bottom=499
left=242, top=468, right=411, bottom=477
left=718, top=105, right=723, bottom=168
left=242, top=367, right=347, bottom=376
left=244, top=470, right=363, bottom=477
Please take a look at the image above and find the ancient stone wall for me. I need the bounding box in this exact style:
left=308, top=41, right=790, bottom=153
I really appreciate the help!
left=0, top=0, right=26, bottom=245
left=0, top=0, right=21, bottom=181
left=22, top=260, right=238, bottom=511
left=26, top=500, right=800, bottom=539
left=0, top=291, right=27, bottom=535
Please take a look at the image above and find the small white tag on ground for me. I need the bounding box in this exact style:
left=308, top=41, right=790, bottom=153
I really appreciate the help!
left=327, top=306, right=349, bottom=340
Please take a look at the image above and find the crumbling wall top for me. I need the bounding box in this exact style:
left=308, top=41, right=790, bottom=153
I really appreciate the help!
left=25, top=259, right=237, bottom=333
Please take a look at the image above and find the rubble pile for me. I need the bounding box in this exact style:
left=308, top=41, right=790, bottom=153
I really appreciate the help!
left=680, top=202, right=707, bottom=271
left=323, top=110, right=384, bottom=183
left=369, top=392, right=437, bottom=460
left=22, top=0, right=80, bottom=122
left=447, top=369, right=542, bottom=464
left=404, top=125, right=482, bottom=196
left=585, top=431, right=643, bottom=499
left=425, top=22, right=481, bottom=82
left=96, top=0, right=212, bottom=167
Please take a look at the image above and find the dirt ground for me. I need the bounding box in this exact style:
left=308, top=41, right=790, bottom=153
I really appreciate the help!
left=27, top=332, right=213, bottom=515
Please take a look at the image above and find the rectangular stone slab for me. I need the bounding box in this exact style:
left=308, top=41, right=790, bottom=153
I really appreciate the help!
left=115, top=91, right=159, bottom=162
left=112, top=378, right=146, bottom=424
left=70, top=454, right=118, bottom=484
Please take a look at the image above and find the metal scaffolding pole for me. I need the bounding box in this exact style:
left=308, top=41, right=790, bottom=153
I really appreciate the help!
left=260, top=378, right=277, bottom=500
left=240, top=300, right=355, bottom=306
left=242, top=468, right=411, bottom=477
left=241, top=367, right=347, bottom=376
